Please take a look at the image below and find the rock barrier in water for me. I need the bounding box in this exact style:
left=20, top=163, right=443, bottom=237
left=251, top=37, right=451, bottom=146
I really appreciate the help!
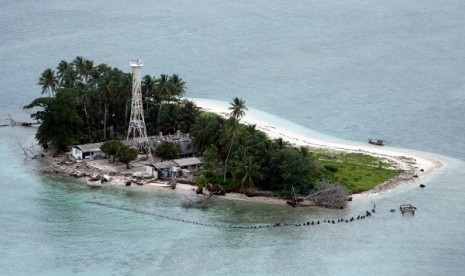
left=86, top=200, right=378, bottom=230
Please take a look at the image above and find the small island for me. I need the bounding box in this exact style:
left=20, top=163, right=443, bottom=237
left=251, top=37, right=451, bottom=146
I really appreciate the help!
left=24, top=57, right=442, bottom=208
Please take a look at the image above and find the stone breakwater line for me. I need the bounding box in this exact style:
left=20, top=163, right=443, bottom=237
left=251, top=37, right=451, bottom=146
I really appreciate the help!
left=86, top=201, right=377, bottom=229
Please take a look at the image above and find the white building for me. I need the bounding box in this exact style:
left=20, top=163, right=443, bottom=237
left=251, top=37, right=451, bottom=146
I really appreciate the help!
left=71, top=143, right=105, bottom=160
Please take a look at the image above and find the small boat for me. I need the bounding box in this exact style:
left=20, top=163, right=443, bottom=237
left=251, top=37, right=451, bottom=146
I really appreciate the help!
left=368, top=138, right=384, bottom=146
left=87, top=177, right=102, bottom=188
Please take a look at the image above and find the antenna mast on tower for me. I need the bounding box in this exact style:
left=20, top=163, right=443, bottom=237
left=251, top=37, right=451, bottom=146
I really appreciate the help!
left=127, top=59, right=150, bottom=154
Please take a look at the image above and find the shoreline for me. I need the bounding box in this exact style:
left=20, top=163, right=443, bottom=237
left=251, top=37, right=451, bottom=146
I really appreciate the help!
left=42, top=98, right=446, bottom=205
left=190, top=98, right=446, bottom=200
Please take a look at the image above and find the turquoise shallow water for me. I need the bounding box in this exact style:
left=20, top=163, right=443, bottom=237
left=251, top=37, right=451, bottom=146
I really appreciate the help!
left=1, top=1, right=465, bottom=275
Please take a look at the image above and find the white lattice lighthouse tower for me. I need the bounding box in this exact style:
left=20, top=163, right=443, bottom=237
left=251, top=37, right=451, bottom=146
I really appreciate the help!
left=127, top=59, right=150, bottom=153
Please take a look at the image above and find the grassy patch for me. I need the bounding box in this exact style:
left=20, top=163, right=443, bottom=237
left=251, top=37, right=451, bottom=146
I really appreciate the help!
left=312, top=149, right=401, bottom=194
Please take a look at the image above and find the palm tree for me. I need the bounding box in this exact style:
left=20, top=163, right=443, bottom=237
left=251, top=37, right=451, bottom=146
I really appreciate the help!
left=229, top=97, right=247, bottom=119
left=168, top=74, right=186, bottom=99
left=159, top=104, right=181, bottom=134
left=92, top=63, right=111, bottom=137
left=76, top=81, right=92, bottom=140
left=190, top=113, right=222, bottom=152
left=180, top=100, right=200, bottom=132
left=154, top=74, right=171, bottom=102
left=56, top=60, right=80, bottom=88
left=223, top=98, right=247, bottom=182
left=38, top=68, right=58, bottom=97
left=99, top=69, right=117, bottom=140
left=56, top=60, right=69, bottom=82
left=88, top=64, right=103, bottom=86
left=223, top=97, right=247, bottom=182
left=232, top=149, right=259, bottom=193
left=142, top=74, right=156, bottom=110
left=73, top=56, right=88, bottom=79
left=154, top=74, right=173, bottom=132
left=118, top=72, right=132, bottom=133
left=273, top=137, right=290, bottom=149
left=83, top=59, right=94, bottom=82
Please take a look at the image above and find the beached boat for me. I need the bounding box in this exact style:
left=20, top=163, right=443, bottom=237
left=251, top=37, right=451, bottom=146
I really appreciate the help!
left=86, top=177, right=102, bottom=188
left=368, top=138, right=384, bottom=146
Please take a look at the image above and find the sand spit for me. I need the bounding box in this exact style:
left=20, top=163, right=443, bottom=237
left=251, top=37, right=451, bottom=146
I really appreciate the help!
left=191, top=98, right=446, bottom=199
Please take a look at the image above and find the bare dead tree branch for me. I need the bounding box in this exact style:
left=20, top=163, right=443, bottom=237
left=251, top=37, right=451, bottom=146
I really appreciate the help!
left=19, top=142, right=39, bottom=160
left=304, top=181, right=350, bottom=208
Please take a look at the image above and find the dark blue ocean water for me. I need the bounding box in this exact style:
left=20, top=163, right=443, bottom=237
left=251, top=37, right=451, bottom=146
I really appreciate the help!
left=1, top=1, right=464, bottom=275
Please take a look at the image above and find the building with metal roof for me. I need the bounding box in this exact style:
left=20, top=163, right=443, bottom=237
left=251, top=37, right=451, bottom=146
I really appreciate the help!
left=173, top=157, right=202, bottom=170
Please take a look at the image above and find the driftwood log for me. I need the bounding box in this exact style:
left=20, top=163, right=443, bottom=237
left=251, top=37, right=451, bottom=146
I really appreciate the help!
left=183, top=184, right=227, bottom=209
left=209, top=184, right=226, bottom=196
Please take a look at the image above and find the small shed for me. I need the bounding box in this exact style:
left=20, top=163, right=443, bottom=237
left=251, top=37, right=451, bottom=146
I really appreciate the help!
left=71, top=143, right=105, bottom=160
left=152, top=160, right=177, bottom=179
left=173, top=157, right=202, bottom=172
left=145, top=165, right=158, bottom=178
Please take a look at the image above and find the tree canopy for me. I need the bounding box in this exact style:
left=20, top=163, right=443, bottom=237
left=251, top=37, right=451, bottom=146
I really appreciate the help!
left=24, top=88, right=82, bottom=150
left=26, top=57, right=196, bottom=147
left=28, top=58, right=346, bottom=197
left=189, top=100, right=322, bottom=195
left=155, top=141, right=179, bottom=160
left=101, top=140, right=124, bottom=162
left=117, top=146, right=138, bottom=169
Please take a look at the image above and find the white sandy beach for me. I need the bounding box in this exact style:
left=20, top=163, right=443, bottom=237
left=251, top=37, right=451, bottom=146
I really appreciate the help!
left=190, top=98, right=446, bottom=199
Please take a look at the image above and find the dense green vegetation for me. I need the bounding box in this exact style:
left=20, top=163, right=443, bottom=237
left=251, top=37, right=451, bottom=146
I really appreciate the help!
left=101, top=140, right=138, bottom=168
left=26, top=56, right=199, bottom=147
left=155, top=141, right=179, bottom=159
left=24, top=88, right=82, bottom=150
left=189, top=107, right=321, bottom=195
left=314, top=150, right=401, bottom=193
left=26, top=57, right=401, bottom=197
left=100, top=140, right=122, bottom=162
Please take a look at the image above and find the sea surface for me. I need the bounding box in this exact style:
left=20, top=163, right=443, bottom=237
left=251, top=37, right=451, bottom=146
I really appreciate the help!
left=1, top=1, right=464, bottom=275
